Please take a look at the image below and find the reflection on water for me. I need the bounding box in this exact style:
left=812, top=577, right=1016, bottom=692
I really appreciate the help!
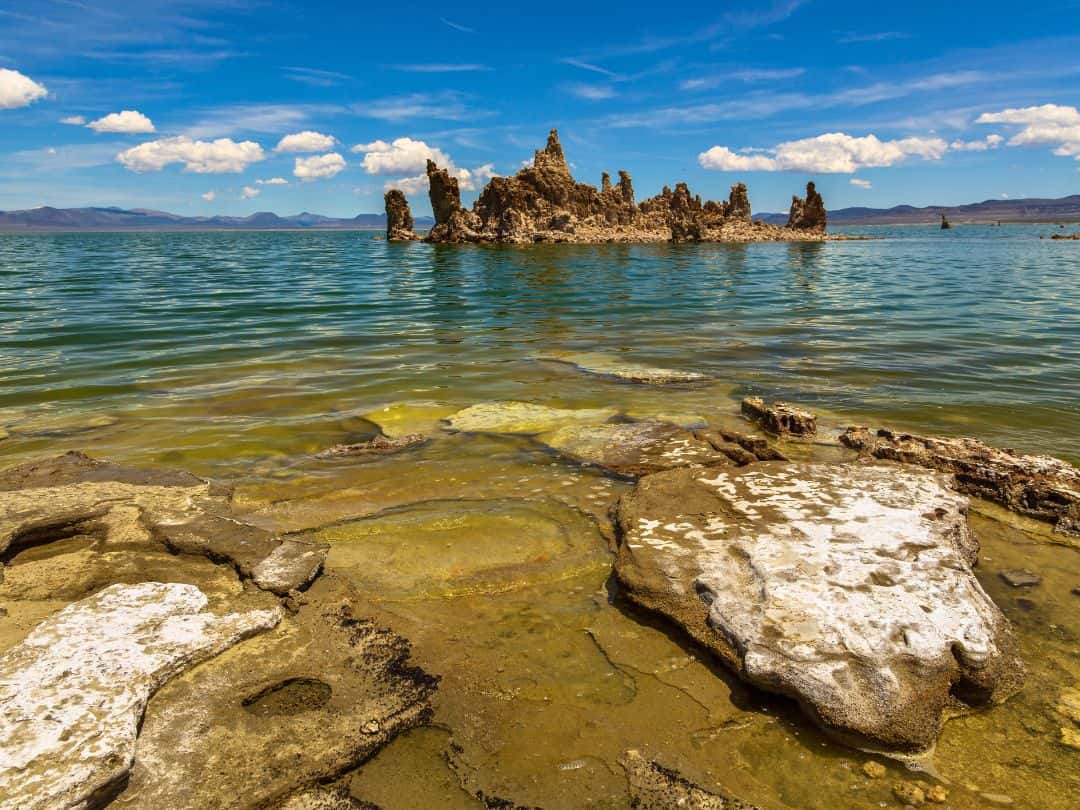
left=0, top=227, right=1078, bottom=808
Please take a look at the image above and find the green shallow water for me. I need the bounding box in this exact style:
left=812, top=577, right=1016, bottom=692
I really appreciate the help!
left=1, top=227, right=1078, bottom=808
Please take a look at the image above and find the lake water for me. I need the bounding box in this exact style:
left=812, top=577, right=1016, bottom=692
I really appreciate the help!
left=1, top=226, right=1078, bottom=808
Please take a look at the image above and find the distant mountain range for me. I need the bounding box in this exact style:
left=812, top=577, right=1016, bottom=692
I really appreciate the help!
left=0, top=206, right=435, bottom=231
left=759, top=194, right=1080, bottom=226
left=3, top=195, right=1079, bottom=231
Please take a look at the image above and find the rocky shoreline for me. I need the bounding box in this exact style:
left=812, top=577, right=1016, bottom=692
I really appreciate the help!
left=2, top=385, right=1078, bottom=806
left=384, top=130, right=833, bottom=245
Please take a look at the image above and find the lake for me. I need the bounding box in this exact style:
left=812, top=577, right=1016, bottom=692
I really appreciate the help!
left=1, top=225, right=1078, bottom=808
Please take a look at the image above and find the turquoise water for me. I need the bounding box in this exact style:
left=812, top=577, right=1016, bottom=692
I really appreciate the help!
left=1, top=225, right=1077, bottom=466
left=2, top=225, right=1079, bottom=808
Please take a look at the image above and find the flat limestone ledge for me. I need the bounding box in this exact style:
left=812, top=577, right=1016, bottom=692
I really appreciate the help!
left=0, top=451, right=328, bottom=595
left=614, top=461, right=1025, bottom=753
left=0, top=582, right=280, bottom=810
left=841, top=426, right=1080, bottom=537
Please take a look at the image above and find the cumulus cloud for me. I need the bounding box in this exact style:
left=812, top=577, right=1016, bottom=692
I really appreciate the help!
left=977, top=104, right=1080, bottom=159
left=201, top=191, right=217, bottom=201
left=275, top=130, right=336, bottom=153
left=240, top=186, right=260, bottom=199
left=0, top=68, right=48, bottom=110
left=60, top=115, right=86, bottom=125
left=700, top=132, right=949, bottom=173
left=256, top=177, right=289, bottom=185
left=117, top=136, right=265, bottom=173
left=950, top=134, right=1003, bottom=152
left=353, top=137, right=452, bottom=175
left=850, top=178, right=872, bottom=189
left=88, top=110, right=155, bottom=133
left=293, top=152, right=346, bottom=180
left=353, top=136, right=498, bottom=193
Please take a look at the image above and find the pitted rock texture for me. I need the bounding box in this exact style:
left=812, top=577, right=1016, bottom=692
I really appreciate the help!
left=384, top=189, right=419, bottom=241
left=0, top=582, right=279, bottom=810
left=669, top=182, right=705, bottom=243
left=540, top=421, right=732, bottom=477
left=614, top=462, right=1024, bottom=752
left=406, top=128, right=828, bottom=244
left=741, top=397, right=817, bottom=437
left=425, top=159, right=482, bottom=243
left=0, top=452, right=327, bottom=595
left=620, top=750, right=758, bottom=809
left=787, top=182, right=827, bottom=232
left=116, top=575, right=437, bottom=809
left=840, top=426, right=1080, bottom=536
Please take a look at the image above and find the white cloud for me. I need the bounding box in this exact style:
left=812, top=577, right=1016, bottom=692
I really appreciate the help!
left=354, top=137, right=452, bottom=175
left=201, top=191, right=217, bottom=201
left=256, top=177, right=289, bottom=185
left=391, top=63, right=488, bottom=72
left=850, top=178, right=872, bottom=189
left=977, top=104, right=1080, bottom=160
left=0, top=68, right=48, bottom=109
left=699, top=132, right=948, bottom=173
left=275, top=130, right=336, bottom=153
left=240, top=186, right=260, bottom=199
left=87, top=110, right=155, bottom=133
left=697, top=147, right=781, bottom=171
left=565, top=83, right=617, bottom=100
left=950, top=134, right=1003, bottom=152
left=293, top=152, right=346, bottom=180
left=60, top=115, right=86, bottom=125
left=356, top=137, right=499, bottom=194
left=117, top=136, right=265, bottom=173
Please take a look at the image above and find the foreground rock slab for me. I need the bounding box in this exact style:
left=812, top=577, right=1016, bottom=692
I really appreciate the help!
left=740, top=397, right=817, bottom=437
left=620, top=750, right=758, bottom=809
left=0, top=582, right=279, bottom=810
left=540, top=421, right=731, bottom=477
left=614, top=462, right=1023, bottom=752
left=840, top=426, right=1080, bottom=536
left=0, top=452, right=327, bottom=595
left=118, top=575, right=437, bottom=809
left=539, top=351, right=708, bottom=384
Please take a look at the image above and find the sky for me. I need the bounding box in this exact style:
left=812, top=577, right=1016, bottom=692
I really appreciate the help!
left=1, top=0, right=1079, bottom=217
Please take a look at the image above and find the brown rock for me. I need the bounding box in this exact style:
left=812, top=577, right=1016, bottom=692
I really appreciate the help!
left=619, top=750, right=758, bottom=809
left=424, top=159, right=481, bottom=243
left=727, top=182, right=751, bottom=222
left=862, top=761, right=886, bottom=779
left=999, top=569, right=1042, bottom=588
left=669, top=182, right=705, bottom=243
left=0, top=452, right=327, bottom=596
left=839, top=427, right=1080, bottom=536
left=384, top=189, right=419, bottom=241
left=694, top=429, right=787, bottom=464
left=787, top=181, right=827, bottom=232
left=316, top=433, right=427, bottom=459
left=893, top=781, right=926, bottom=806
left=741, top=397, right=817, bottom=437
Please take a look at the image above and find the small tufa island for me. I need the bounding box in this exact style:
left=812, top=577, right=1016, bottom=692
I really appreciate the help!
left=384, top=129, right=829, bottom=244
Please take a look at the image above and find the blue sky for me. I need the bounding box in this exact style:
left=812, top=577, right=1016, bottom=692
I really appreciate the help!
left=1, top=0, right=1079, bottom=217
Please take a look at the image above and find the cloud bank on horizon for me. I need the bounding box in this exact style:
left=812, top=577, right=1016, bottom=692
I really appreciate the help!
left=1, top=0, right=1078, bottom=216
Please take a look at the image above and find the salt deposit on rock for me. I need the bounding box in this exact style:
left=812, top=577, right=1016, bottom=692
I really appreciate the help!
left=0, top=582, right=279, bottom=810
left=615, top=462, right=1024, bottom=751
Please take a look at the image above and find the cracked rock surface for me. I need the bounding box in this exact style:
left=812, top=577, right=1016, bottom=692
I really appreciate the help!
left=614, top=461, right=1024, bottom=751
left=0, top=582, right=280, bottom=810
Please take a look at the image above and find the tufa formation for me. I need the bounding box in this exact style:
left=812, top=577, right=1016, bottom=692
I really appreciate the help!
left=786, top=181, right=827, bottom=232
left=386, top=129, right=829, bottom=244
